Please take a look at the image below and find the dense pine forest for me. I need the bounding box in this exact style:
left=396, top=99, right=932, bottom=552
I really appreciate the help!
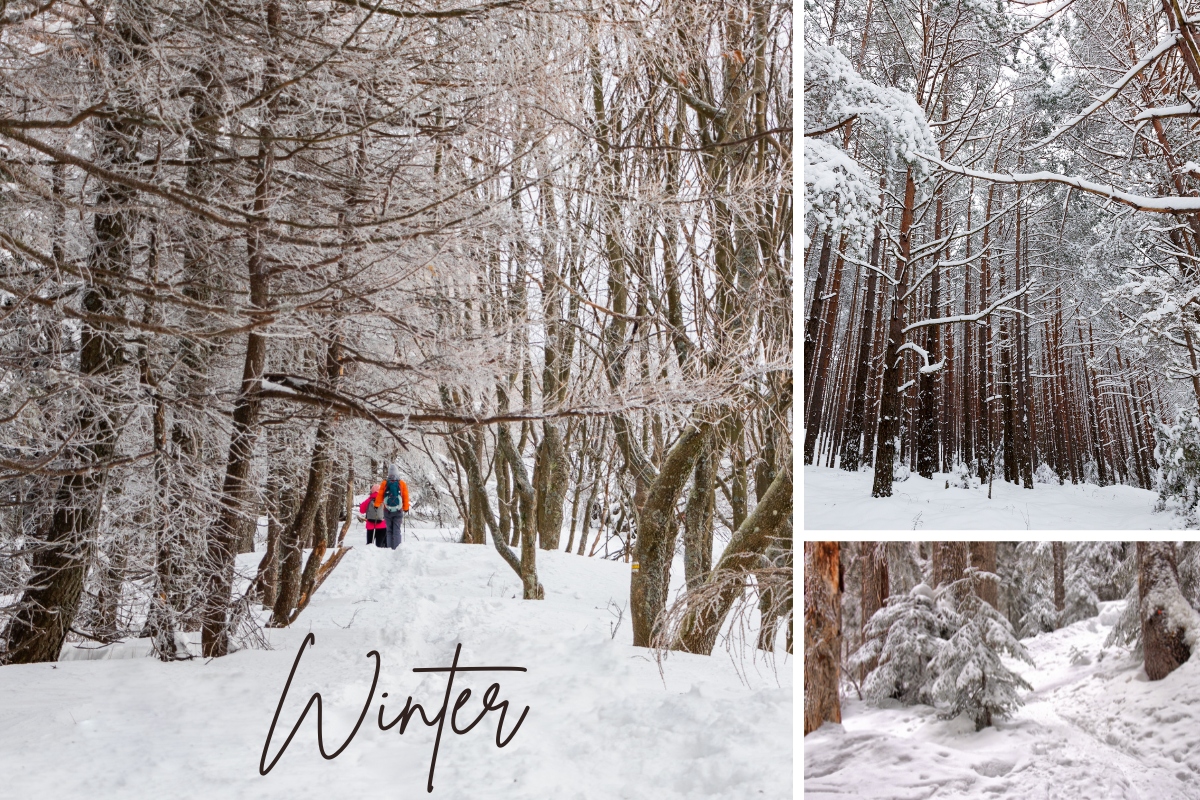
left=804, top=0, right=1200, bottom=520
left=0, top=0, right=793, bottom=664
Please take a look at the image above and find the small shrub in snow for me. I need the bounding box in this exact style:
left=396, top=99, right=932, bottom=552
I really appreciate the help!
left=929, top=580, right=1034, bottom=731
left=950, top=461, right=978, bottom=490
left=1153, top=411, right=1200, bottom=521
left=1034, top=462, right=1060, bottom=485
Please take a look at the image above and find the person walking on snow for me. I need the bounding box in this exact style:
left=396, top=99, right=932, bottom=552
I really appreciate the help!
left=359, top=483, right=387, bottom=546
left=375, top=464, right=409, bottom=549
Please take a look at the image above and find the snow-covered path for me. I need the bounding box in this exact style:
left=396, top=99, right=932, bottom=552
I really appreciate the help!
left=803, top=465, right=1181, bottom=529
left=804, top=602, right=1200, bottom=799
left=0, top=525, right=793, bottom=799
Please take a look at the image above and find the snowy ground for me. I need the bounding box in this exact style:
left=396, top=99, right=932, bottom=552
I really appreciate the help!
left=805, top=601, right=1200, bottom=799
left=803, top=465, right=1183, bottom=529
left=1, top=522, right=793, bottom=799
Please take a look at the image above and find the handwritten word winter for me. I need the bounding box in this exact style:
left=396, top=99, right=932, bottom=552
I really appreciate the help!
left=259, top=634, right=530, bottom=792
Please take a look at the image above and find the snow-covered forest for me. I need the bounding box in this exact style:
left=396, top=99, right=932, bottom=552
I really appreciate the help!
left=803, top=0, right=1200, bottom=526
left=0, top=0, right=793, bottom=666
left=0, top=0, right=793, bottom=794
left=804, top=540, right=1200, bottom=799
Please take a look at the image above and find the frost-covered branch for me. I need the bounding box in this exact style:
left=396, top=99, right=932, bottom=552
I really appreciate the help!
left=919, top=152, right=1200, bottom=213
left=903, top=282, right=1034, bottom=334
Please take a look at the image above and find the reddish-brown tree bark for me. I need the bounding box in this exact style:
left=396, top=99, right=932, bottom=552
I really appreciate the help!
left=804, top=541, right=842, bottom=735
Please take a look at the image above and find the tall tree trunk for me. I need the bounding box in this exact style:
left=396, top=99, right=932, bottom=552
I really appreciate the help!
left=497, top=423, right=545, bottom=600
left=674, top=465, right=792, bottom=654
left=3, top=58, right=141, bottom=663
left=683, top=435, right=716, bottom=590
left=534, top=423, right=570, bottom=550
left=630, top=421, right=712, bottom=647
left=804, top=235, right=834, bottom=405
left=271, top=338, right=342, bottom=626
left=805, top=238, right=845, bottom=464
left=969, top=542, right=997, bottom=608
left=917, top=178, right=943, bottom=479
left=932, top=541, right=968, bottom=601
left=271, top=417, right=336, bottom=626
left=1138, top=542, right=1191, bottom=680
left=840, top=220, right=881, bottom=472
left=199, top=49, right=277, bottom=655
left=858, top=541, right=888, bottom=679
left=872, top=169, right=917, bottom=497
left=1052, top=541, right=1065, bottom=615
left=803, top=540, right=841, bottom=735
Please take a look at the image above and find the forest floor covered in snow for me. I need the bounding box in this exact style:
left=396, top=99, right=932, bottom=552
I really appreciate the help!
left=803, top=465, right=1183, bottom=529
left=805, top=601, right=1200, bottom=799
left=0, top=522, right=793, bottom=799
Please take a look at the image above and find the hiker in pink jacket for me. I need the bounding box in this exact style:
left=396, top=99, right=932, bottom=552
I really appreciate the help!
left=359, top=486, right=387, bottom=545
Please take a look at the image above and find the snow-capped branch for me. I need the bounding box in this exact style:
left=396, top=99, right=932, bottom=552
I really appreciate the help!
left=903, top=282, right=1034, bottom=334
left=804, top=136, right=877, bottom=237
left=1022, top=33, right=1180, bottom=152
left=1133, top=102, right=1200, bottom=122
left=918, top=152, right=1200, bottom=213
left=895, top=342, right=945, bottom=374
left=836, top=249, right=899, bottom=286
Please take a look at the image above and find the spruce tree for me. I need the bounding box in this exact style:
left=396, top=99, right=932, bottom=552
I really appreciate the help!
left=851, top=583, right=945, bottom=705
left=929, top=575, right=1034, bottom=730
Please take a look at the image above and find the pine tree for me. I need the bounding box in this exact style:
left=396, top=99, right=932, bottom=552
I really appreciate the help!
left=1153, top=412, right=1200, bottom=523
left=851, top=583, right=945, bottom=705
left=1015, top=542, right=1058, bottom=636
left=929, top=573, right=1034, bottom=730
left=1062, top=542, right=1127, bottom=626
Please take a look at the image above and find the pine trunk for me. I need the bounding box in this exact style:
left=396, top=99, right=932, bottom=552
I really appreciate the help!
left=1138, top=542, right=1190, bottom=680
left=969, top=542, right=997, bottom=608
left=804, top=540, right=842, bottom=735
left=872, top=169, right=917, bottom=497
left=1052, top=541, right=1066, bottom=616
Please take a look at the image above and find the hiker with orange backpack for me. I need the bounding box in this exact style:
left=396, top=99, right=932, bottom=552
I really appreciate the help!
left=371, top=464, right=409, bottom=549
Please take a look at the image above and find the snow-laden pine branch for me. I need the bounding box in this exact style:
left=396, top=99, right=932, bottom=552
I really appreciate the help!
left=917, top=152, right=1200, bottom=213
left=895, top=342, right=945, bottom=374
left=1022, top=33, right=1180, bottom=152
left=902, top=282, right=1034, bottom=334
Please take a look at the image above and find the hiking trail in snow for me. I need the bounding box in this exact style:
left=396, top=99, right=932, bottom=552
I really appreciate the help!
left=805, top=601, right=1200, bottom=799
left=1, top=524, right=793, bottom=799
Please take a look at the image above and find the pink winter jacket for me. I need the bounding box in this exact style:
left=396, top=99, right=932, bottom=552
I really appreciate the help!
left=359, top=494, right=386, bottom=530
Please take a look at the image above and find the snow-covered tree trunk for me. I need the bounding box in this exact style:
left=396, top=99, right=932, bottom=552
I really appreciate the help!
left=872, top=169, right=918, bottom=498
left=804, top=541, right=841, bottom=735
left=1138, top=542, right=1192, bottom=680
